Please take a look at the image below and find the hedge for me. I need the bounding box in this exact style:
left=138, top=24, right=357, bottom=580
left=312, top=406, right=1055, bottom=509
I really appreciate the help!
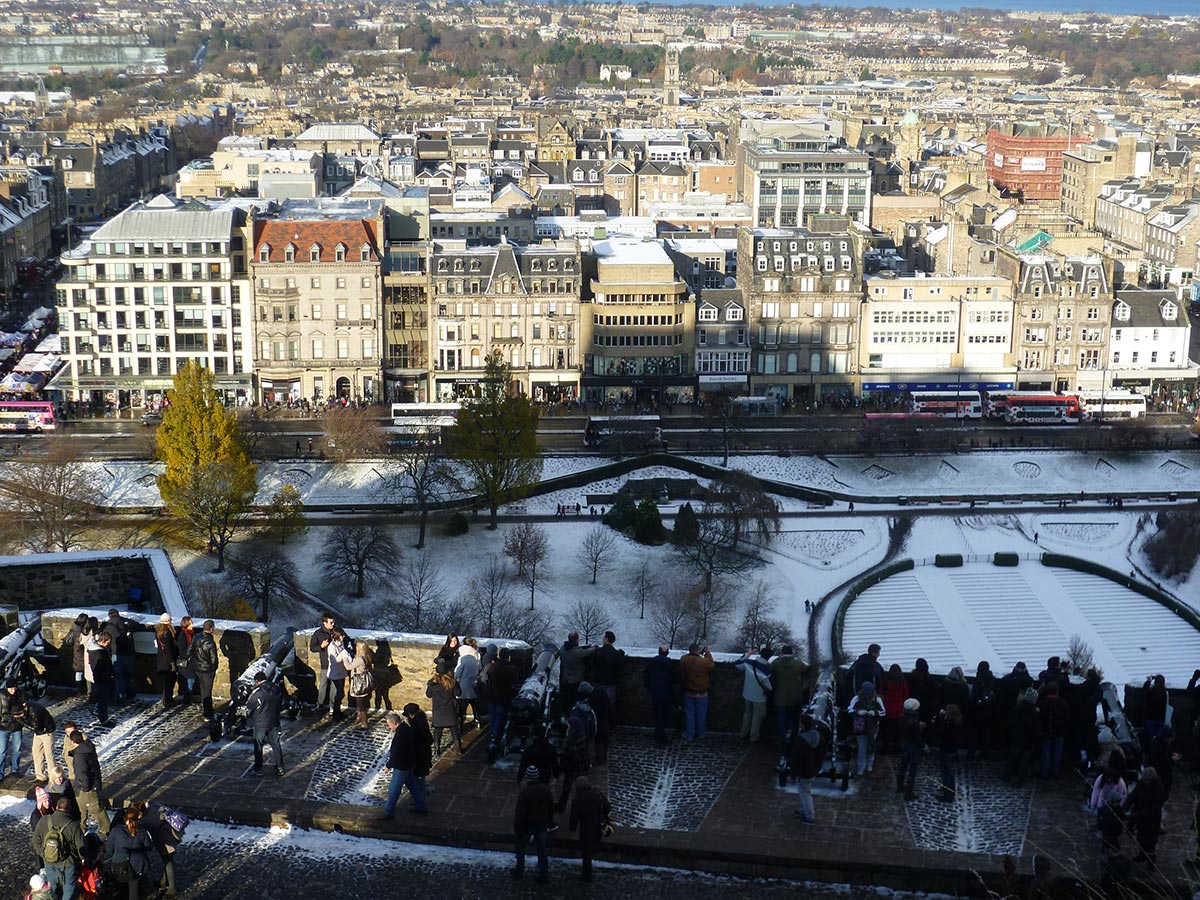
left=831, top=558, right=916, bottom=661
left=1040, top=552, right=1200, bottom=632
left=935, top=554, right=963, bottom=568
left=993, top=552, right=1020, bottom=567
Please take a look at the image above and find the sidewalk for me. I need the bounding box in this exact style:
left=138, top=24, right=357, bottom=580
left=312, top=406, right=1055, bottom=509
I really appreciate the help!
left=3, top=692, right=1194, bottom=896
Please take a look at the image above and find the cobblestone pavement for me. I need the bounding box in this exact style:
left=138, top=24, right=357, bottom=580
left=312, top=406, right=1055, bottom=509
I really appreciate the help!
left=0, top=796, right=956, bottom=900
left=607, top=729, right=747, bottom=830
left=903, top=756, right=1034, bottom=855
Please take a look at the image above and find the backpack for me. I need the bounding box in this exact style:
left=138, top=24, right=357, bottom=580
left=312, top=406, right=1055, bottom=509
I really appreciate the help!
left=160, top=806, right=190, bottom=836
left=42, top=822, right=67, bottom=864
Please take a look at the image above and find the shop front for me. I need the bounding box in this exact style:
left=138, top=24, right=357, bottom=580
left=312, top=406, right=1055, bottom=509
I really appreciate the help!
left=698, top=373, right=748, bottom=405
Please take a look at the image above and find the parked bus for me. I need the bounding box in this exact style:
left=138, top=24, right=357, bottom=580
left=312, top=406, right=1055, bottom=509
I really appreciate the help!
left=0, top=400, right=55, bottom=433
left=1076, top=390, right=1147, bottom=421
left=730, top=396, right=779, bottom=418
left=907, top=390, right=983, bottom=419
left=1002, top=392, right=1082, bottom=424
left=982, top=391, right=1014, bottom=419
left=388, top=402, right=461, bottom=448
left=391, top=402, right=461, bottom=425
left=584, top=415, right=664, bottom=449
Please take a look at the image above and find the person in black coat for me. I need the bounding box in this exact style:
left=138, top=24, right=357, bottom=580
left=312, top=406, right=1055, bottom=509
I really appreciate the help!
left=518, top=732, right=560, bottom=785
left=569, top=776, right=611, bottom=883
left=591, top=632, right=624, bottom=707
left=153, top=617, right=179, bottom=707
left=642, top=645, right=676, bottom=747
left=1125, top=766, right=1167, bottom=863
left=68, top=730, right=109, bottom=837
left=906, top=658, right=937, bottom=725
left=309, top=614, right=336, bottom=712
left=996, top=662, right=1033, bottom=747
left=379, top=704, right=432, bottom=818
left=90, top=633, right=116, bottom=726
left=106, top=806, right=159, bottom=900
left=190, top=621, right=220, bottom=721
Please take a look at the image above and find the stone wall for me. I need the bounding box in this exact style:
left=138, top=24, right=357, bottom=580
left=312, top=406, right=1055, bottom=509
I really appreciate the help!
left=616, top=650, right=746, bottom=732
left=0, top=606, right=17, bottom=638
left=294, top=629, right=532, bottom=712
left=0, top=557, right=163, bottom=612
left=42, top=610, right=271, bottom=702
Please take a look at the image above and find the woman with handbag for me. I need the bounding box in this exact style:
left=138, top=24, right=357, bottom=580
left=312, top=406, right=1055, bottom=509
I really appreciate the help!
left=847, top=681, right=885, bottom=777
left=426, top=658, right=463, bottom=753
left=174, top=617, right=197, bottom=705
left=105, top=806, right=159, bottom=900
left=348, top=643, right=375, bottom=730
left=154, top=615, right=179, bottom=708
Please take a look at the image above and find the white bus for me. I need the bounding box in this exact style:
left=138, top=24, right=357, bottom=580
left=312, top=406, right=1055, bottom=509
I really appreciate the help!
left=908, top=390, right=983, bottom=419
left=584, top=415, right=664, bottom=449
left=1003, top=392, right=1083, bottom=424
left=388, top=402, right=461, bottom=447
left=1076, top=390, right=1147, bottom=421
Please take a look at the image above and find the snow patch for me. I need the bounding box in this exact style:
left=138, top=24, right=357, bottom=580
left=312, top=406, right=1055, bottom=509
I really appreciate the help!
left=1011, top=461, right=1041, bottom=480
left=860, top=465, right=895, bottom=481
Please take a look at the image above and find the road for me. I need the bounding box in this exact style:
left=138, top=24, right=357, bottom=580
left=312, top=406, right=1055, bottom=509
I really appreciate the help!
left=0, top=797, right=951, bottom=900
left=2, top=410, right=1194, bottom=460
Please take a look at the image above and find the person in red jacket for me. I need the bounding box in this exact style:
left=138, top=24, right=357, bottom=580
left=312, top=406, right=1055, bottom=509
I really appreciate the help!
left=879, top=664, right=909, bottom=754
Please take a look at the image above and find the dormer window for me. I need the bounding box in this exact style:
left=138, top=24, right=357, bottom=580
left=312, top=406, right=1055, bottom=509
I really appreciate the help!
left=564, top=259, right=574, bottom=271
left=310, top=244, right=321, bottom=262
left=454, top=259, right=464, bottom=272
left=532, top=260, right=542, bottom=272
left=573, top=169, right=583, bottom=181
left=1114, top=301, right=1131, bottom=322
left=335, top=244, right=347, bottom=262
left=726, top=305, right=744, bottom=322
left=470, top=259, right=481, bottom=272
left=548, top=259, right=557, bottom=271
left=360, top=244, right=371, bottom=261
left=1161, top=300, right=1178, bottom=320
left=698, top=305, right=718, bottom=322
left=284, top=244, right=296, bottom=262
left=437, top=259, right=447, bottom=272
left=259, top=244, right=271, bottom=262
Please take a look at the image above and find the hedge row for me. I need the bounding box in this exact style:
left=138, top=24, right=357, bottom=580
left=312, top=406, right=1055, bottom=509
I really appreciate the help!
left=832, top=558, right=916, bottom=661
left=1039, top=552, right=1200, bottom=633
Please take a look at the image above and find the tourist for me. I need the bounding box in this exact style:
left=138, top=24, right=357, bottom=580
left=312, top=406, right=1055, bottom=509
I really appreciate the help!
left=486, top=648, right=520, bottom=764
left=153, top=614, right=179, bottom=707
left=789, top=713, right=828, bottom=825
left=969, top=660, right=997, bottom=756
left=569, top=776, right=611, bottom=883
left=436, top=634, right=460, bottom=670
left=378, top=705, right=431, bottom=819
left=348, top=642, right=374, bottom=731
left=588, top=680, right=614, bottom=766
left=1125, top=766, right=1167, bottom=864
left=879, top=663, right=910, bottom=754
left=61, top=724, right=78, bottom=782
left=1069, top=669, right=1103, bottom=769
left=1037, top=681, right=1071, bottom=778
left=64, top=613, right=89, bottom=695
left=643, top=645, right=676, bottom=747
left=938, top=666, right=971, bottom=717
left=556, top=715, right=591, bottom=814
left=132, top=800, right=185, bottom=899
left=245, top=671, right=285, bottom=776
left=996, top=662, right=1033, bottom=745
left=512, top=764, right=554, bottom=884
left=1088, top=767, right=1128, bottom=814
left=308, top=612, right=337, bottom=716
left=67, top=730, right=109, bottom=837
left=34, top=796, right=85, bottom=900
left=849, top=643, right=885, bottom=695
left=1141, top=674, right=1169, bottom=741
left=734, top=646, right=773, bottom=743
left=591, top=631, right=624, bottom=708
left=103, top=609, right=140, bottom=705
left=1002, top=688, right=1040, bottom=786
left=191, top=621, right=219, bottom=721
left=518, top=730, right=560, bottom=786
left=326, top=627, right=352, bottom=724
left=679, top=644, right=715, bottom=742
left=175, top=616, right=196, bottom=704
left=932, top=703, right=964, bottom=802
left=453, top=637, right=483, bottom=729
left=426, top=658, right=463, bottom=754
left=29, top=785, right=52, bottom=866
left=1035, top=656, right=1061, bottom=688
left=105, top=806, right=159, bottom=900
left=1097, top=791, right=1124, bottom=853
left=89, top=633, right=116, bottom=727
left=558, top=632, right=595, bottom=715
left=847, top=681, right=885, bottom=776
left=25, top=873, right=53, bottom=900
left=906, top=658, right=937, bottom=724
left=46, top=763, right=76, bottom=818
left=0, top=678, right=27, bottom=780
left=81, top=617, right=101, bottom=699
left=897, top=698, right=923, bottom=800
left=770, top=644, right=809, bottom=744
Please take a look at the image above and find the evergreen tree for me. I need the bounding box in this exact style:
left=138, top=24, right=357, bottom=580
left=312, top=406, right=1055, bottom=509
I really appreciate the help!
left=443, top=354, right=541, bottom=529
left=674, top=502, right=700, bottom=544
left=156, top=361, right=258, bottom=572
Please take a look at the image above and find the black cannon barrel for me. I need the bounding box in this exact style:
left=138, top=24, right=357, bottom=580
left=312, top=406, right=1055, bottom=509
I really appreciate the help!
left=0, top=615, right=41, bottom=681
left=1100, top=681, right=1136, bottom=749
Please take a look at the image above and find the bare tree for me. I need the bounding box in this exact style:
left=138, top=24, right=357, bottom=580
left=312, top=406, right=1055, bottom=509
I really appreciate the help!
left=687, top=584, right=737, bottom=644
left=384, top=446, right=451, bottom=549
left=673, top=505, right=756, bottom=592
left=264, top=483, right=306, bottom=545
left=1066, top=634, right=1098, bottom=677
left=317, top=524, right=401, bottom=598
left=714, top=470, right=781, bottom=551
left=422, top=595, right=475, bottom=637
left=730, top=579, right=800, bottom=653
left=576, top=524, right=618, bottom=585
left=397, top=553, right=446, bottom=631
left=563, top=598, right=614, bottom=645
left=322, top=406, right=385, bottom=461
left=627, top=555, right=659, bottom=620
left=235, top=408, right=283, bottom=459
left=650, top=581, right=699, bottom=649
left=503, top=521, right=549, bottom=608
left=11, top=441, right=103, bottom=552
left=466, top=555, right=514, bottom=637
left=229, top=538, right=304, bottom=622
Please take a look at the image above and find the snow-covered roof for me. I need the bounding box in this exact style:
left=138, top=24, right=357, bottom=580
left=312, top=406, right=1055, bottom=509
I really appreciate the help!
left=841, top=560, right=1200, bottom=687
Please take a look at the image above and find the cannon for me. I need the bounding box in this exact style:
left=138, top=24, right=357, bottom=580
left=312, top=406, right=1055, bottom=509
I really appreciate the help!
left=502, top=642, right=559, bottom=757
left=776, top=669, right=843, bottom=789
left=221, top=630, right=302, bottom=738
left=0, top=615, right=46, bottom=700
left=1100, top=681, right=1140, bottom=775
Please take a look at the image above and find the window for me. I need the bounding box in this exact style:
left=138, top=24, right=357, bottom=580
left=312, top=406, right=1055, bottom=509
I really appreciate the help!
left=336, top=303, right=348, bottom=320
left=311, top=277, right=321, bottom=289
left=362, top=303, right=372, bottom=320
left=362, top=338, right=374, bottom=358
left=698, top=306, right=718, bottom=322
left=335, top=245, right=347, bottom=262
left=259, top=245, right=270, bottom=262
left=336, top=278, right=346, bottom=290
left=284, top=245, right=296, bottom=263
left=726, top=305, right=743, bottom=321
left=312, top=339, right=324, bottom=358
left=337, top=339, right=349, bottom=359
left=1131, top=351, right=1139, bottom=364
left=310, top=245, right=320, bottom=262
left=360, top=245, right=371, bottom=262
left=761, top=302, right=779, bottom=319
left=697, top=329, right=707, bottom=346
left=813, top=302, right=823, bottom=317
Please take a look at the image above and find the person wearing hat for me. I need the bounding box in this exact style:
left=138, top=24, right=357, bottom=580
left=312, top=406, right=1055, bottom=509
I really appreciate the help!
left=897, top=698, right=924, bottom=801
left=34, top=796, right=85, bottom=900
left=0, top=678, right=27, bottom=781
left=789, top=713, right=829, bottom=824
left=425, top=658, right=463, bottom=754
left=1001, top=687, right=1041, bottom=786
left=26, top=873, right=53, bottom=900
left=512, top=762, right=554, bottom=883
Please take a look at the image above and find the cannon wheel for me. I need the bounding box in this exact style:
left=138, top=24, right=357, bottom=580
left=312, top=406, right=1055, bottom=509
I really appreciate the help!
left=23, top=674, right=47, bottom=701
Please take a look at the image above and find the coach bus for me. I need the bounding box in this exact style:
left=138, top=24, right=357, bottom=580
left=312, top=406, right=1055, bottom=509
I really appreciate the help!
left=1076, top=390, right=1147, bottom=421
left=388, top=402, right=461, bottom=447
left=0, top=400, right=56, bottom=433
left=1002, top=392, right=1082, bottom=424
left=907, top=390, right=984, bottom=419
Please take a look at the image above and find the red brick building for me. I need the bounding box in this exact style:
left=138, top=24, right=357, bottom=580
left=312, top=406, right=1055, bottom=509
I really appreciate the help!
left=985, top=123, right=1087, bottom=201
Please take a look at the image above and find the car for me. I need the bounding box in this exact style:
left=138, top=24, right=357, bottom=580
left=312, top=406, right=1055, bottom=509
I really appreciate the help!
left=141, top=411, right=163, bottom=426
